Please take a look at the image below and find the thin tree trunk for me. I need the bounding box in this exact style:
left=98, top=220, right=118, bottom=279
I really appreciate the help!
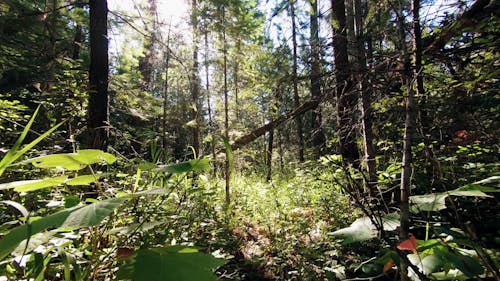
left=290, top=0, right=305, bottom=162
left=222, top=6, right=230, bottom=206
left=88, top=0, right=109, bottom=151
left=399, top=1, right=414, bottom=279
left=162, top=28, right=171, bottom=152
left=310, top=0, right=325, bottom=157
left=204, top=30, right=216, bottom=175
left=72, top=24, right=82, bottom=61
left=191, top=0, right=201, bottom=156
left=331, top=0, right=359, bottom=167
left=354, top=0, right=377, bottom=195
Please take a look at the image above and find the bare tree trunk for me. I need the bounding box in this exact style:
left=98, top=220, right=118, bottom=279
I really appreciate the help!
left=222, top=6, right=230, bottom=206
left=162, top=28, right=171, bottom=152
left=354, top=0, right=377, bottom=195
left=88, top=0, right=109, bottom=151
left=138, top=0, right=157, bottom=90
left=290, top=0, right=305, bottom=162
left=191, top=0, right=201, bottom=156
left=331, top=0, right=359, bottom=167
left=398, top=1, right=414, bottom=279
left=72, top=24, right=82, bottom=61
left=310, top=0, right=325, bottom=157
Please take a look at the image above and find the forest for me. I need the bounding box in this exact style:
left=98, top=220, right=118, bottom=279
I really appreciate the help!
left=0, top=0, right=498, bottom=280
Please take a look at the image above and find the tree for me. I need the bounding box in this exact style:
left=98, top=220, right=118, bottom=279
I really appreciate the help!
left=290, top=0, right=305, bottom=162
left=88, top=0, right=109, bottom=151
left=191, top=0, right=201, bottom=157
left=331, top=0, right=360, bottom=167
left=309, top=0, right=326, bottom=156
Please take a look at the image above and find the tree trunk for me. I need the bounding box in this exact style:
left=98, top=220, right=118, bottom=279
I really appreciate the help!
left=72, top=24, right=82, bottom=61
left=191, top=0, right=201, bottom=157
left=230, top=99, right=320, bottom=151
left=310, top=0, right=325, bottom=157
left=290, top=0, right=305, bottom=162
left=398, top=1, right=414, bottom=279
left=222, top=6, right=230, bottom=206
left=331, top=0, right=360, bottom=167
left=88, top=0, right=109, bottom=151
left=162, top=28, right=171, bottom=152
left=354, top=0, right=377, bottom=195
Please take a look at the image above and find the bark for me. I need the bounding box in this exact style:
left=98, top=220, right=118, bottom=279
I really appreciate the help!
left=354, top=0, right=377, bottom=195
left=138, top=0, right=157, bottom=90
left=310, top=0, right=326, bottom=156
left=230, top=99, right=320, bottom=151
left=191, top=0, right=201, bottom=156
left=331, top=0, right=360, bottom=167
left=398, top=1, right=414, bottom=279
left=72, top=24, right=82, bottom=61
left=162, top=28, right=171, bottom=152
left=290, top=0, right=305, bottom=162
left=222, top=6, right=230, bottom=206
left=88, top=0, right=109, bottom=151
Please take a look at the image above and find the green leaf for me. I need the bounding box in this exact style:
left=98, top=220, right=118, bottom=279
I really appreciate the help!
left=65, top=173, right=110, bottom=186
left=153, top=158, right=211, bottom=174
left=329, top=217, right=377, bottom=244
left=455, top=184, right=499, bottom=193
left=0, top=200, right=29, bottom=217
left=0, top=105, right=65, bottom=176
left=0, top=197, right=127, bottom=260
left=410, top=193, right=448, bottom=212
left=117, top=246, right=225, bottom=281
left=434, top=247, right=484, bottom=277
left=61, top=197, right=127, bottom=228
left=382, top=213, right=400, bottom=231
left=420, top=254, right=443, bottom=275
left=0, top=176, right=68, bottom=192
left=447, top=190, right=492, bottom=198
left=22, top=150, right=116, bottom=170
left=474, top=175, right=500, bottom=186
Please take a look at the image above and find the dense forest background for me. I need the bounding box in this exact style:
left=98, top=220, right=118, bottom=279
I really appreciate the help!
left=0, top=0, right=498, bottom=280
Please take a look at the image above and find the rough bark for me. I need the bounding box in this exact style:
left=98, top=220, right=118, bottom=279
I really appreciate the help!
left=331, top=0, right=360, bottom=167
left=398, top=1, right=414, bottom=279
left=88, top=0, right=109, bottom=151
left=191, top=0, right=201, bottom=156
left=162, top=29, right=171, bottom=152
left=290, top=0, right=305, bottom=162
left=222, top=6, right=230, bottom=206
left=310, top=0, right=326, bottom=156
left=354, top=0, right=377, bottom=195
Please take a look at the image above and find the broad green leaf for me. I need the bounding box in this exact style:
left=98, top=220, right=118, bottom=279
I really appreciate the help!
left=382, top=213, right=400, bottom=231
left=434, top=247, right=484, bottom=277
left=455, top=184, right=499, bottom=193
left=65, top=173, right=110, bottom=186
left=0, top=105, right=65, bottom=176
left=474, top=175, right=500, bottom=186
left=116, top=246, right=225, bottom=281
left=420, top=254, right=443, bottom=275
left=22, top=149, right=116, bottom=171
left=0, top=176, right=68, bottom=192
left=410, top=193, right=448, bottom=212
left=0, top=197, right=127, bottom=260
left=61, top=197, right=127, bottom=228
left=447, top=190, right=492, bottom=198
left=0, top=200, right=29, bottom=217
left=329, top=217, right=377, bottom=244
left=153, top=158, right=211, bottom=174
